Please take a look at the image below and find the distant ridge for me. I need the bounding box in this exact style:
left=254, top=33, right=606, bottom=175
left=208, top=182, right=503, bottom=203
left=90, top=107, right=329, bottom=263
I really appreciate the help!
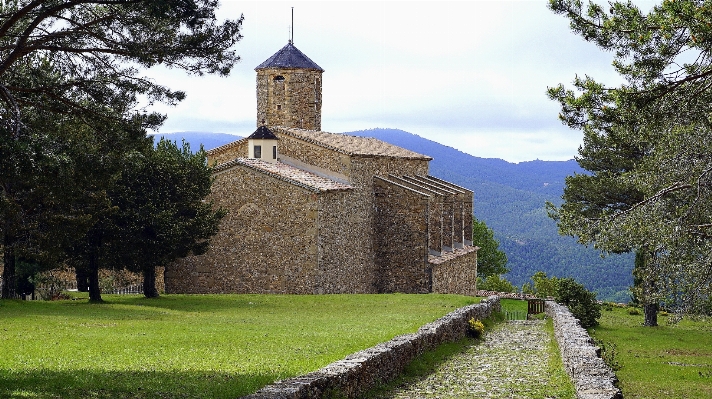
left=170, top=128, right=633, bottom=301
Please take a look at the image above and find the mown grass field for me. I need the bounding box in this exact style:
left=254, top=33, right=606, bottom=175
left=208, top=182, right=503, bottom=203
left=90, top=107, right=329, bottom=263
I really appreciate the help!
left=0, top=293, right=479, bottom=399
left=592, top=306, right=712, bottom=399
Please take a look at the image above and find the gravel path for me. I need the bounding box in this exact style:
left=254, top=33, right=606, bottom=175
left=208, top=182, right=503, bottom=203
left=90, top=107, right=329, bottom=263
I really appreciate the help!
left=374, top=320, right=555, bottom=399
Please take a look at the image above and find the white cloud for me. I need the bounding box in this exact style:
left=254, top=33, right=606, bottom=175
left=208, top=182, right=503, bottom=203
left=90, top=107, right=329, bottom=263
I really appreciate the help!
left=148, top=1, right=628, bottom=162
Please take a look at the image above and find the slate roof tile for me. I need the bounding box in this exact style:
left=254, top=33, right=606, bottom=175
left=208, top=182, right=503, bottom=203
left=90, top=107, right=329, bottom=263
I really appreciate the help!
left=255, top=42, right=324, bottom=71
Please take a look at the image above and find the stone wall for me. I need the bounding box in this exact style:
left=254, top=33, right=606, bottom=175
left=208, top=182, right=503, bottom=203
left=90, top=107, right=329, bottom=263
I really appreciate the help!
left=207, top=139, right=249, bottom=166
left=373, top=177, right=431, bottom=293
left=273, top=128, right=351, bottom=178
left=430, top=246, right=478, bottom=296
left=257, top=68, right=322, bottom=131
left=242, top=296, right=501, bottom=399
left=315, top=190, right=377, bottom=294
left=545, top=301, right=622, bottom=399
left=165, top=163, right=321, bottom=294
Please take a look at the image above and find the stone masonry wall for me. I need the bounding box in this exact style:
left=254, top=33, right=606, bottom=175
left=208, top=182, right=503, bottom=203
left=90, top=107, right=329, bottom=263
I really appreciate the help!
left=373, top=177, right=431, bottom=293
left=545, top=301, right=622, bottom=399
left=315, top=190, right=377, bottom=293
left=257, top=68, right=322, bottom=130
left=243, top=296, right=501, bottom=399
left=387, top=175, right=443, bottom=254
left=165, top=164, right=321, bottom=294
left=207, top=139, right=249, bottom=167
left=273, top=128, right=352, bottom=179
left=430, top=246, right=478, bottom=296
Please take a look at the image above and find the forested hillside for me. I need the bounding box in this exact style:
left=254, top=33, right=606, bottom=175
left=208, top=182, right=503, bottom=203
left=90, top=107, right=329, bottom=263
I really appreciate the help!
left=165, top=129, right=634, bottom=302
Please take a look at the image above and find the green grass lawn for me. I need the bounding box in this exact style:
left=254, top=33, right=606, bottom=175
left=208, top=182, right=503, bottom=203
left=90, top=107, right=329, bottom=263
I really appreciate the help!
left=0, top=293, right=479, bottom=399
left=592, top=307, right=712, bottom=399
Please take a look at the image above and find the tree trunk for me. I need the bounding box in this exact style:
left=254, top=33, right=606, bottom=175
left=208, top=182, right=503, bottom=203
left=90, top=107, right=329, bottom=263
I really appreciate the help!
left=2, top=247, right=16, bottom=299
left=143, top=266, right=159, bottom=298
left=87, top=249, right=102, bottom=303
left=2, top=232, right=17, bottom=299
left=643, top=302, right=658, bottom=327
left=75, top=266, right=89, bottom=292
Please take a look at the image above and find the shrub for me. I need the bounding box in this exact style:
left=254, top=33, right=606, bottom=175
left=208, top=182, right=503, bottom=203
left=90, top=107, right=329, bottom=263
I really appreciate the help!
left=468, top=318, right=485, bottom=339
left=478, top=274, right=516, bottom=293
left=555, top=278, right=601, bottom=328
left=628, top=307, right=641, bottom=315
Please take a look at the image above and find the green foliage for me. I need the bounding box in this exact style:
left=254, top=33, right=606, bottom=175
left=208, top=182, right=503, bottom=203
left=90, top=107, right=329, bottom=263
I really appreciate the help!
left=477, top=274, right=516, bottom=293
left=523, top=271, right=560, bottom=298
left=0, top=1, right=243, bottom=300
left=547, top=0, right=712, bottom=313
left=110, top=138, right=225, bottom=297
left=556, top=278, right=601, bottom=328
left=467, top=318, right=485, bottom=339
left=472, top=217, right=508, bottom=277
left=628, top=307, right=641, bottom=316
left=0, top=293, right=479, bottom=398
left=593, top=338, right=622, bottom=372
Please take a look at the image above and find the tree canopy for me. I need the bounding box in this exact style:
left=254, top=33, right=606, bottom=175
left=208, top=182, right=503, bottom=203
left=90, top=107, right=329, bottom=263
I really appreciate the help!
left=548, top=0, right=712, bottom=314
left=472, top=217, right=508, bottom=278
left=1, top=0, right=242, bottom=299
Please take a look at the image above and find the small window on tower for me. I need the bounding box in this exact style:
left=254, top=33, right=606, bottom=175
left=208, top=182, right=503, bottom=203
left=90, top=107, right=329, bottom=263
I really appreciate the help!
left=276, top=104, right=282, bottom=110
left=274, top=75, right=285, bottom=82
left=272, top=146, right=277, bottom=159
left=254, top=145, right=262, bottom=159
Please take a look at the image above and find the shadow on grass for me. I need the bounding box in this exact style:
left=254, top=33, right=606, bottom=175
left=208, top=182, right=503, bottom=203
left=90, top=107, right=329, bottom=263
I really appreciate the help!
left=0, top=368, right=281, bottom=399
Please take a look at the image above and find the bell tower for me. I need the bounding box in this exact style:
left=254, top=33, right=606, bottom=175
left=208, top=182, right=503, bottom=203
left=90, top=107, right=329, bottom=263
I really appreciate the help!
left=255, top=41, right=324, bottom=131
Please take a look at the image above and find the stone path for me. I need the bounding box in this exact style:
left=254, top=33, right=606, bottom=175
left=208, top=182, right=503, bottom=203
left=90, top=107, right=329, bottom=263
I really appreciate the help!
left=372, top=320, right=556, bottom=399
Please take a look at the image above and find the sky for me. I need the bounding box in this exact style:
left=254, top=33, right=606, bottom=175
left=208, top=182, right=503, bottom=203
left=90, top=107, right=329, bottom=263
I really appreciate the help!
left=147, top=1, right=656, bottom=163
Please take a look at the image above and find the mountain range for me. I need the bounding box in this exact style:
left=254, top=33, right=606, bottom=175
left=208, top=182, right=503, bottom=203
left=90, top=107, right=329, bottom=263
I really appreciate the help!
left=152, top=129, right=634, bottom=302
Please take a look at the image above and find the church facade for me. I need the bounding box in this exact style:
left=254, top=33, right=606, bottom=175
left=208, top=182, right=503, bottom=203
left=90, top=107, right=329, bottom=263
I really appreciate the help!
left=164, top=42, right=478, bottom=295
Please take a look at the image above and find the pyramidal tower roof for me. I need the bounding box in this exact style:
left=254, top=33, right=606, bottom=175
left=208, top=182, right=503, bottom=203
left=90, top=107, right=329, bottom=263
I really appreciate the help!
left=255, top=41, right=324, bottom=71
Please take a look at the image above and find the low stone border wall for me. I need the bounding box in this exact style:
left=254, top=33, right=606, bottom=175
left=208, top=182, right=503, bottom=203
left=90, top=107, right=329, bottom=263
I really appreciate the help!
left=242, top=296, right=501, bottom=399
left=545, top=301, right=622, bottom=399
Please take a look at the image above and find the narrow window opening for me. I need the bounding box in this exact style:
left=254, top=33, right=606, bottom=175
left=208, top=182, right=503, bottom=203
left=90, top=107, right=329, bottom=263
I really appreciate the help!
left=254, top=145, right=262, bottom=159
left=273, top=75, right=285, bottom=82
left=276, top=104, right=282, bottom=110
left=272, top=146, right=277, bottom=160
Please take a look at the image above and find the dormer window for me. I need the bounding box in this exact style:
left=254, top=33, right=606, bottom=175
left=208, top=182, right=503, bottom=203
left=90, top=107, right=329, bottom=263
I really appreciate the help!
left=246, top=126, right=279, bottom=163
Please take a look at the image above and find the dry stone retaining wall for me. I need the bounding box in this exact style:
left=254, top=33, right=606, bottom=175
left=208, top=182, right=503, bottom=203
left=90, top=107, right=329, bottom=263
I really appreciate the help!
left=545, top=301, right=622, bottom=399
left=242, top=296, right=501, bottom=399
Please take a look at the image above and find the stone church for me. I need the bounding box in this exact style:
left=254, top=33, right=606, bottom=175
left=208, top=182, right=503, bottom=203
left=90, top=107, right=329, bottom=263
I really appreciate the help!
left=164, top=41, right=478, bottom=295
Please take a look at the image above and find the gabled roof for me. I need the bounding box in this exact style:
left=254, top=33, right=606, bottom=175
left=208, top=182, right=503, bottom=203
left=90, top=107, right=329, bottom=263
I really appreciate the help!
left=274, top=127, right=433, bottom=160
left=255, top=42, right=324, bottom=71
left=207, top=128, right=432, bottom=162
left=247, top=126, right=279, bottom=140
left=215, top=158, right=352, bottom=193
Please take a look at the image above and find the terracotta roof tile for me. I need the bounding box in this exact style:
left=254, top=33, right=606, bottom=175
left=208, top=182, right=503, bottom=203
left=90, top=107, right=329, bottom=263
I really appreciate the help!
left=274, top=127, right=432, bottom=160
left=216, top=158, right=352, bottom=193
